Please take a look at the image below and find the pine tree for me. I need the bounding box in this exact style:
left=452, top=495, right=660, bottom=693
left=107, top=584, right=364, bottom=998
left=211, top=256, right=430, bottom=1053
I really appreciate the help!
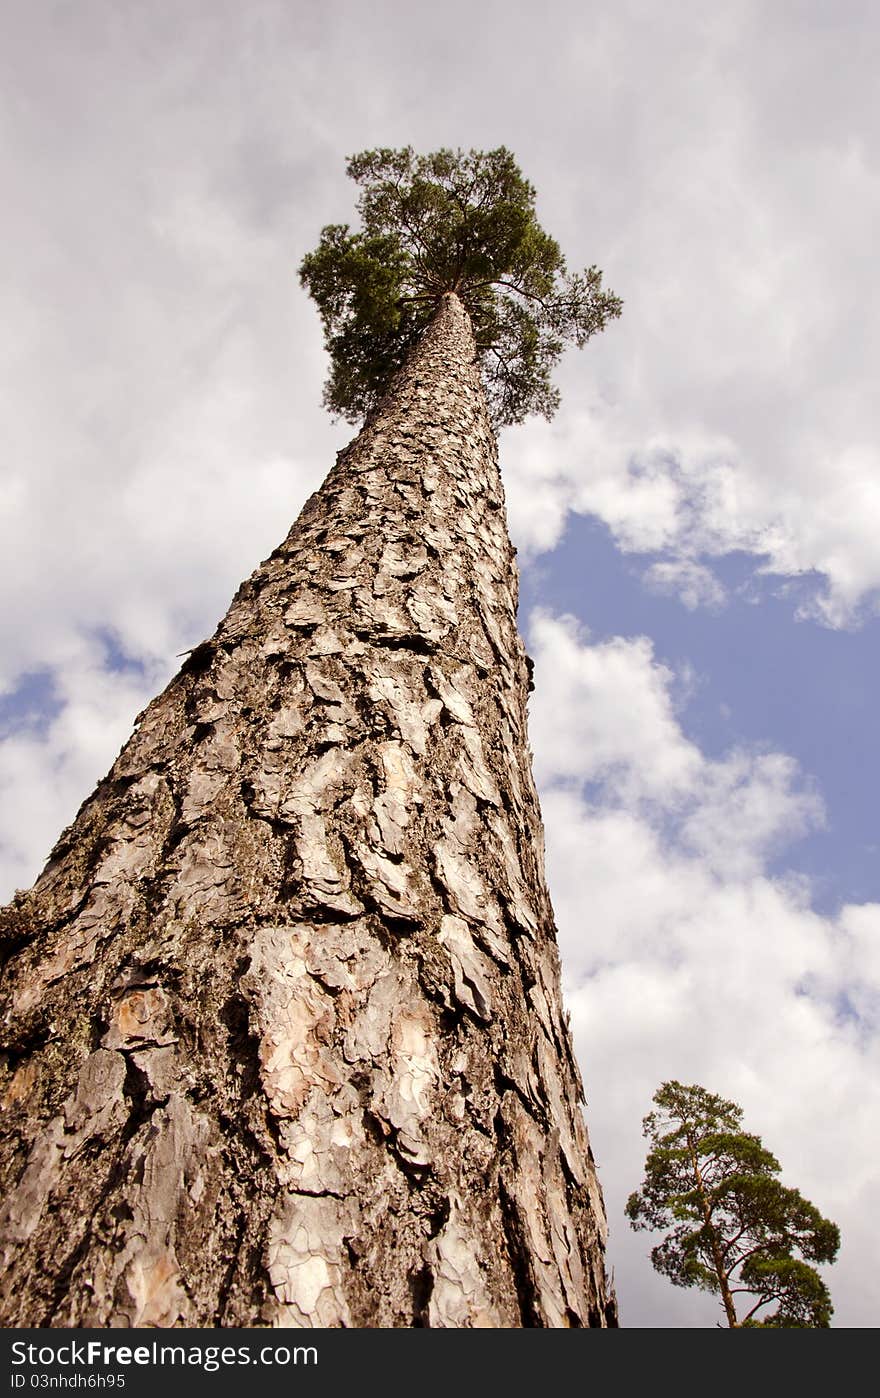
left=0, top=147, right=621, bottom=1328
left=627, top=1081, right=840, bottom=1327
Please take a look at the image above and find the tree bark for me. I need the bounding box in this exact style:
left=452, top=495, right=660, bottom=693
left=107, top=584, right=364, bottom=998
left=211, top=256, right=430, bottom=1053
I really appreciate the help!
left=0, top=293, right=616, bottom=1328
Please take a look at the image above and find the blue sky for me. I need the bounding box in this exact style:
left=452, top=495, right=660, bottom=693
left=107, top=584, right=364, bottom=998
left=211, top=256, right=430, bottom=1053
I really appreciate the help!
left=522, top=518, right=880, bottom=914
left=1, top=0, right=877, bottom=1327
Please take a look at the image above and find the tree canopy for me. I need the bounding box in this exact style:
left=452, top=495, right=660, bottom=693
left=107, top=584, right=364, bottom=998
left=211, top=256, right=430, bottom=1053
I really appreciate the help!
left=626, top=1081, right=840, bottom=1328
left=299, top=146, right=622, bottom=427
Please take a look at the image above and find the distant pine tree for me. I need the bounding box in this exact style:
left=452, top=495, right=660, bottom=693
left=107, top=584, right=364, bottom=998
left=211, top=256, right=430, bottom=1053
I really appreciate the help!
left=627, top=1081, right=840, bottom=1327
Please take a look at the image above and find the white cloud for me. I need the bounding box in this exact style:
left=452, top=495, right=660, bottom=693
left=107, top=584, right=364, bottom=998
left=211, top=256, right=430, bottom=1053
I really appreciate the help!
left=643, top=558, right=726, bottom=612
left=528, top=611, right=880, bottom=1326
left=679, top=749, right=823, bottom=880
left=498, top=4, right=880, bottom=626
left=529, top=611, right=701, bottom=804
left=529, top=609, right=824, bottom=880
left=0, top=637, right=167, bottom=895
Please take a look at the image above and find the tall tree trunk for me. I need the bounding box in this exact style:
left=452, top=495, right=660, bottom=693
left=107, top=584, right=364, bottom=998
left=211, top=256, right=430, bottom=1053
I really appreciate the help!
left=0, top=293, right=616, bottom=1328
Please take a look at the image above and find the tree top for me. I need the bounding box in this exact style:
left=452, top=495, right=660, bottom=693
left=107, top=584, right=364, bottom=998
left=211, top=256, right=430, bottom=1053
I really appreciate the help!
left=299, top=145, right=623, bottom=428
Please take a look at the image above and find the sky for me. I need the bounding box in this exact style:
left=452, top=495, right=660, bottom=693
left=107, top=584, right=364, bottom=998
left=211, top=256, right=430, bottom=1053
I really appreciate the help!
left=1, top=0, right=878, bottom=1327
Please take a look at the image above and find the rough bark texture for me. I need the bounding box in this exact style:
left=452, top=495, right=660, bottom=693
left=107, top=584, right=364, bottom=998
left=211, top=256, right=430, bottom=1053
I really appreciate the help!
left=0, top=293, right=616, bottom=1328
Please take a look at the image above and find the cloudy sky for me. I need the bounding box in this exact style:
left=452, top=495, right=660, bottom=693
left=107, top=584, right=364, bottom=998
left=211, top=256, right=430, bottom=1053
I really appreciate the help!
left=2, top=0, right=878, bottom=1327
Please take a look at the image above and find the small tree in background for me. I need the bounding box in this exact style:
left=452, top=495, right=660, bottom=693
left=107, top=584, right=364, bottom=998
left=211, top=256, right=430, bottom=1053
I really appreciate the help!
left=626, top=1081, right=840, bottom=1327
